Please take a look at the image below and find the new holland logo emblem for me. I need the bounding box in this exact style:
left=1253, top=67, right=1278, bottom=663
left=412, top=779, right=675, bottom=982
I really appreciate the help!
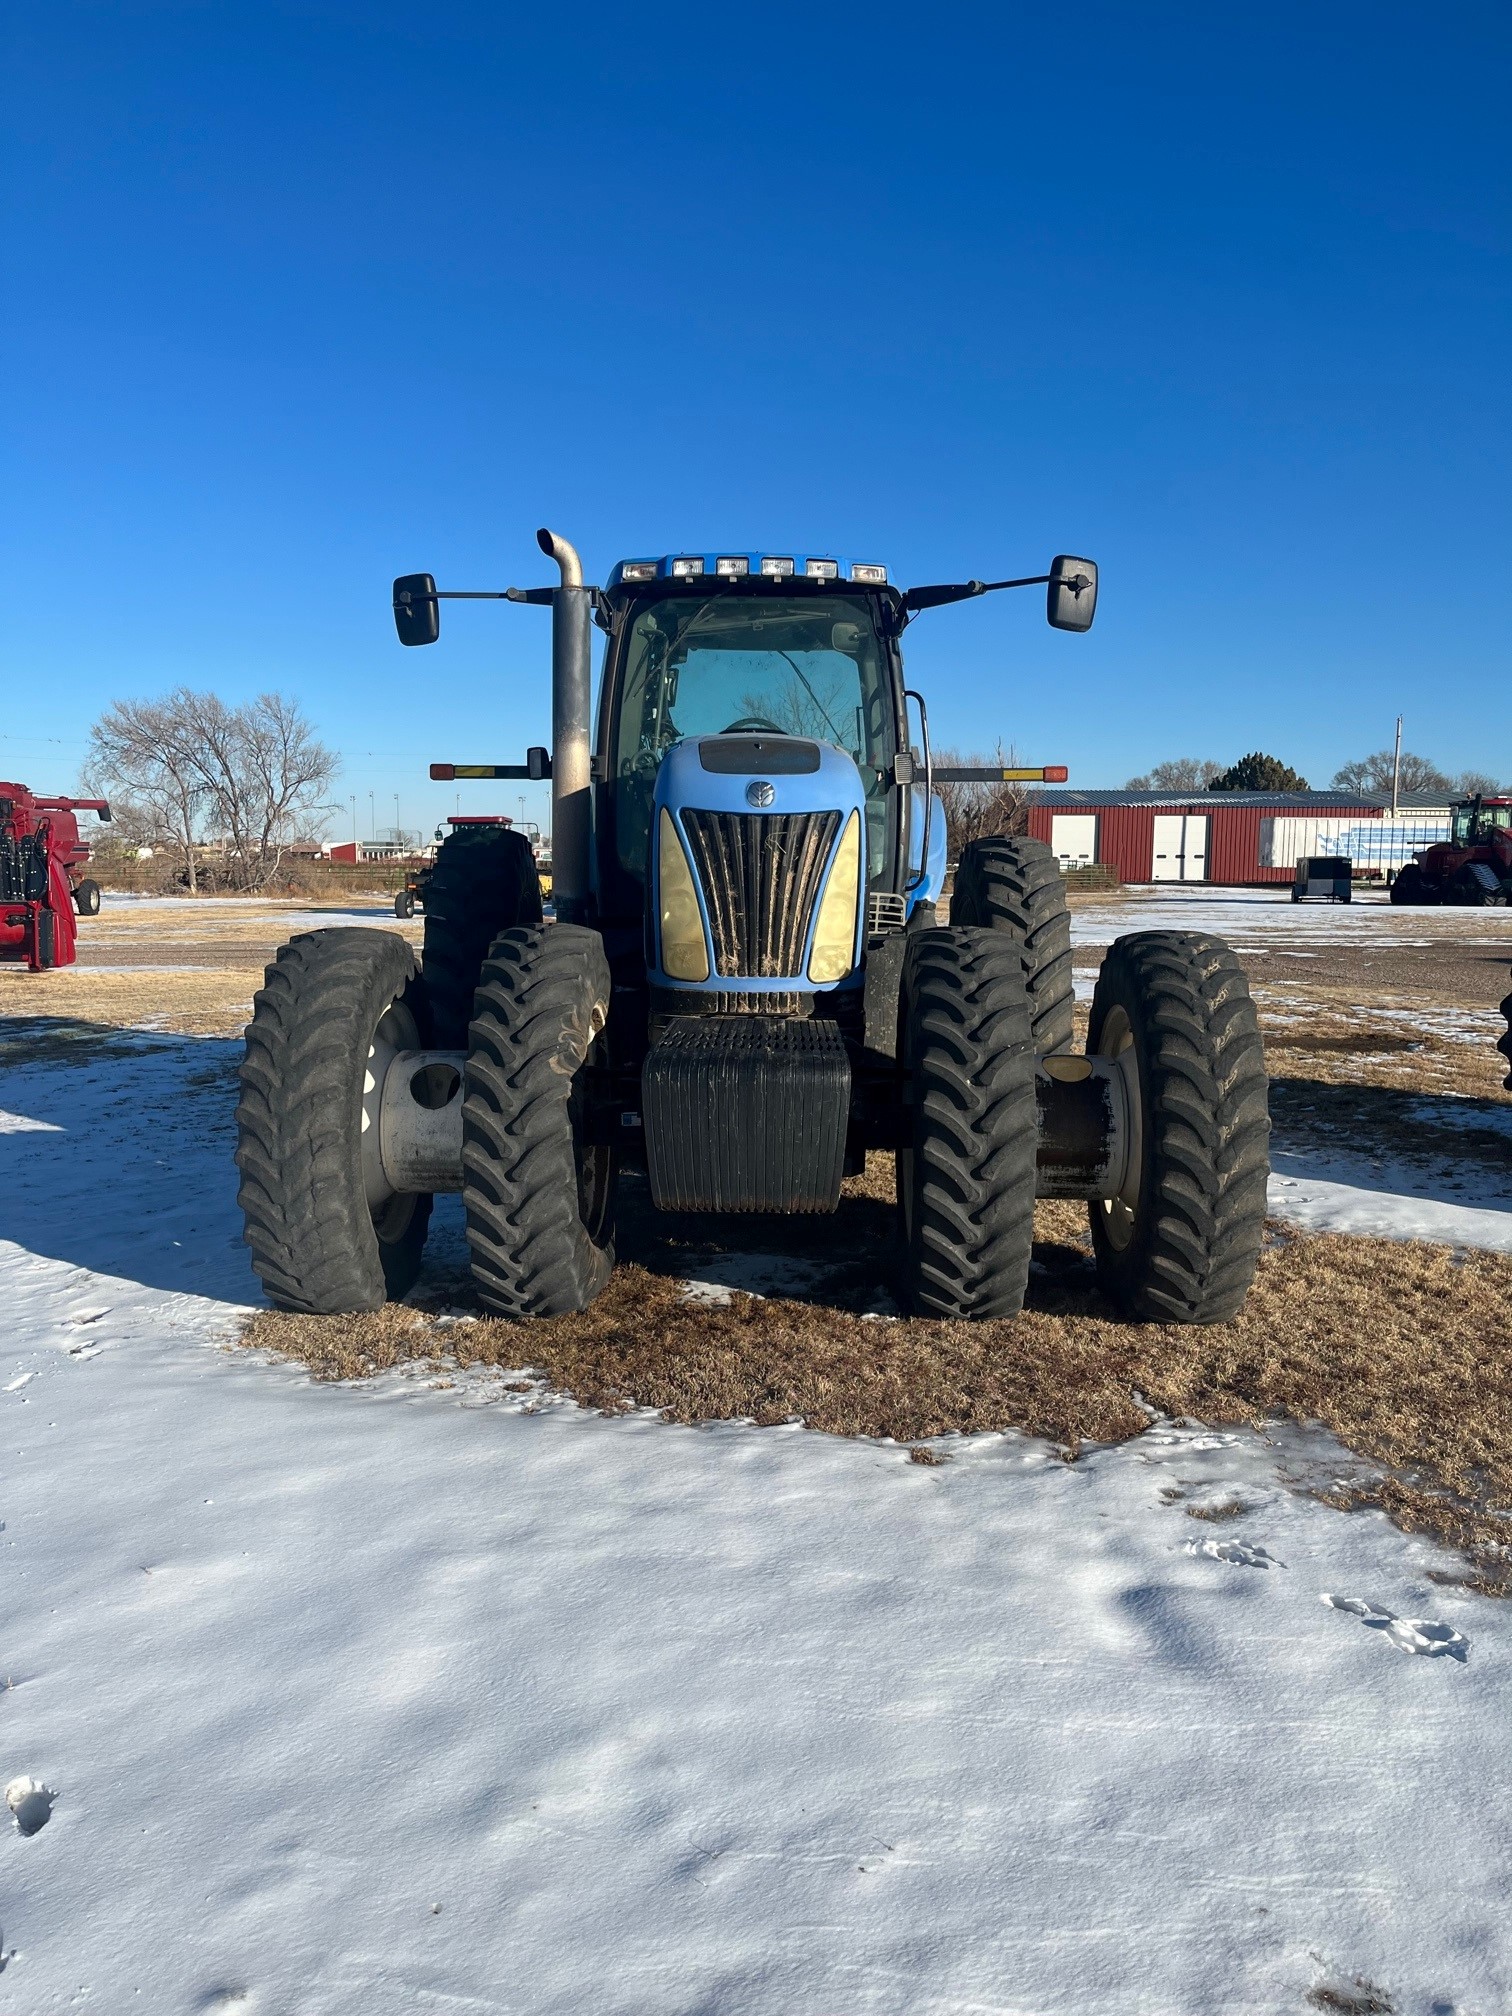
left=745, top=780, right=776, bottom=808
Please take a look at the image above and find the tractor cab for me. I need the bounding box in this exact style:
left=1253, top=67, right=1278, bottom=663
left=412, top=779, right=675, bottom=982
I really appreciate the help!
left=597, top=561, right=912, bottom=942
left=1450, top=797, right=1512, bottom=848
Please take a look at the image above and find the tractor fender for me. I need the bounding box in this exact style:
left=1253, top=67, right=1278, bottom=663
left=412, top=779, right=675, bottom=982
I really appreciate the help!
left=906, top=783, right=948, bottom=913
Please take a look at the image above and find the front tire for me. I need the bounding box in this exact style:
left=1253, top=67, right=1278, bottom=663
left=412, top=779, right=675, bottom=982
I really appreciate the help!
left=236, top=929, right=433, bottom=1313
left=896, top=928, right=1037, bottom=1319
left=1087, top=932, right=1269, bottom=1324
left=1390, top=863, right=1436, bottom=906
left=74, top=878, right=101, bottom=917
left=394, top=889, right=416, bottom=919
left=949, top=835, right=1074, bottom=1054
left=463, top=924, right=616, bottom=1317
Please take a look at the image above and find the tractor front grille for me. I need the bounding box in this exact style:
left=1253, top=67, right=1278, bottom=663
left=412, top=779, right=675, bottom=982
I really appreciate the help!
left=680, top=809, right=841, bottom=979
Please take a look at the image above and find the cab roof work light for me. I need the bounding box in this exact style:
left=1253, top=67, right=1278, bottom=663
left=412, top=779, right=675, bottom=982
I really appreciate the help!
left=604, top=554, right=889, bottom=588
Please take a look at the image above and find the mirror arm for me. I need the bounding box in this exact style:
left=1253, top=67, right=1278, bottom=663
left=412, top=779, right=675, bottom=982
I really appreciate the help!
left=900, top=574, right=1051, bottom=618
left=393, top=585, right=601, bottom=612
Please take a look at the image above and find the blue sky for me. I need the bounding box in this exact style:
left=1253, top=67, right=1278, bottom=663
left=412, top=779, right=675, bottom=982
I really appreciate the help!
left=5, top=0, right=1509, bottom=839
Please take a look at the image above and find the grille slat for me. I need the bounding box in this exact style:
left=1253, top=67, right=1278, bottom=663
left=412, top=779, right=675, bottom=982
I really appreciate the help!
left=682, top=810, right=841, bottom=979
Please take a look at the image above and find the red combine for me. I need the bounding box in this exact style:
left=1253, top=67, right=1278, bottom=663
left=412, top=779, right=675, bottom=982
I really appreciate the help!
left=1391, top=795, right=1512, bottom=906
left=0, top=784, right=112, bottom=971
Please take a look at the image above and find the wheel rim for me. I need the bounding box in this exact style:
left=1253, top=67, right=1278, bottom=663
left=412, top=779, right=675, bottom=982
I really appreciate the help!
left=1095, top=1004, right=1142, bottom=1253
left=362, top=995, right=421, bottom=1245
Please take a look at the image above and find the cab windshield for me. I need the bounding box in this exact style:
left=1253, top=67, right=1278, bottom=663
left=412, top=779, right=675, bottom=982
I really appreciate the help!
left=1452, top=803, right=1512, bottom=844
left=611, top=593, right=897, bottom=882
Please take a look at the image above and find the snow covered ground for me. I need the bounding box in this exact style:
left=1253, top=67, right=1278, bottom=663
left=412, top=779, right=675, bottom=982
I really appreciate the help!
left=1069, top=883, right=1512, bottom=952
left=2, top=1029, right=1511, bottom=2011
left=1269, top=1143, right=1512, bottom=1250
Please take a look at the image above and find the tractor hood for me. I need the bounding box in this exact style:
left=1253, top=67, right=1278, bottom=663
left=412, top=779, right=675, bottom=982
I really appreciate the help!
left=648, top=735, right=867, bottom=996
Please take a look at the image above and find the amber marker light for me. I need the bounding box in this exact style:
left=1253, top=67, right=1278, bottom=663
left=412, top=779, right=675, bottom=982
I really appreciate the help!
left=658, top=809, right=710, bottom=982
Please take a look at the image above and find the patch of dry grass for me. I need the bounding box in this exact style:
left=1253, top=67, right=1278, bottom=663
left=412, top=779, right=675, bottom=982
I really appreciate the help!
left=245, top=1181, right=1512, bottom=1590
left=0, top=967, right=264, bottom=1038
left=1261, top=1007, right=1506, bottom=1102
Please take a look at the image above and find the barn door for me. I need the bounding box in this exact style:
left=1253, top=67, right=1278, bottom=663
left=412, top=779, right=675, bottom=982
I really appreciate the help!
left=1151, top=815, right=1184, bottom=880
left=1050, top=814, right=1097, bottom=869
left=1180, top=815, right=1209, bottom=880
left=1152, top=814, right=1209, bottom=881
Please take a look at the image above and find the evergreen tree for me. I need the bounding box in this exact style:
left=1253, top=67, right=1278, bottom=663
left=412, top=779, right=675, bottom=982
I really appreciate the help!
left=1208, top=752, right=1309, bottom=793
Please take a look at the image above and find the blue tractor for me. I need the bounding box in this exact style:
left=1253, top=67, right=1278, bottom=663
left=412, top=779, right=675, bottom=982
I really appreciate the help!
left=236, top=532, right=1269, bottom=1325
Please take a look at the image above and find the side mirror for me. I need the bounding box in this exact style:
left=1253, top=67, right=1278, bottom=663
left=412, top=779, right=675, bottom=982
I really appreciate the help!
left=1047, top=556, right=1097, bottom=633
left=393, top=574, right=440, bottom=647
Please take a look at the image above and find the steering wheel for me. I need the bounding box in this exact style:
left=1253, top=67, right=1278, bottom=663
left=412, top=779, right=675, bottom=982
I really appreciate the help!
left=721, top=715, right=788, bottom=735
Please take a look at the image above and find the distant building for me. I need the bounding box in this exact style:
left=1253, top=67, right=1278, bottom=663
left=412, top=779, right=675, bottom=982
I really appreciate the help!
left=1025, top=790, right=1452, bottom=886
left=325, top=839, right=430, bottom=864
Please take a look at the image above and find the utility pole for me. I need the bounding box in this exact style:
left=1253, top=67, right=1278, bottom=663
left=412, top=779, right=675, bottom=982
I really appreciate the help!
left=349, top=795, right=357, bottom=848
left=1391, top=715, right=1403, bottom=816
left=394, top=793, right=401, bottom=844
left=368, top=790, right=375, bottom=840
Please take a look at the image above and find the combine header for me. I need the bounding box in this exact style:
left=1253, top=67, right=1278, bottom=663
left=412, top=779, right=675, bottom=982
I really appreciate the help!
left=237, top=534, right=1270, bottom=1326
left=0, top=784, right=111, bottom=971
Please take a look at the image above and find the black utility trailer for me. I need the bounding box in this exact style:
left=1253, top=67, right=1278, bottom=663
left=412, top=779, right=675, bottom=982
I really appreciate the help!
left=1292, top=855, right=1352, bottom=903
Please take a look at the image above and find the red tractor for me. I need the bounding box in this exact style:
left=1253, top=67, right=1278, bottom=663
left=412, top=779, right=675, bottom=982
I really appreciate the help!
left=1391, top=795, right=1512, bottom=906
left=0, top=784, right=112, bottom=971
left=394, top=816, right=552, bottom=917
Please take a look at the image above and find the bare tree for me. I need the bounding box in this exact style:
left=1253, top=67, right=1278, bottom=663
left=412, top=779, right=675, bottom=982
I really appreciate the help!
left=935, top=746, right=1037, bottom=860
left=85, top=689, right=337, bottom=892
left=1332, top=749, right=1454, bottom=795
left=1453, top=769, right=1506, bottom=798
left=241, top=693, right=338, bottom=878
left=1125, top=757, right=1223, bottom=791
left=85, top=697, right=208, bottom=891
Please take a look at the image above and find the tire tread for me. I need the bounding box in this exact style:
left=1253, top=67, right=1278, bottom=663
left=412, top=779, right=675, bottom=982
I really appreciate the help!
left=950, top=835, right=1074, bottom=1053
left=463, top=923, right=614, bottom=1317
left=1090, top=931, right=1269, bottom=1324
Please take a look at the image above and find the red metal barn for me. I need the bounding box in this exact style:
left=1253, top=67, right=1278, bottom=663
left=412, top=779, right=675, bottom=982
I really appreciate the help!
left=1024, top=791, right=1453, bottom=887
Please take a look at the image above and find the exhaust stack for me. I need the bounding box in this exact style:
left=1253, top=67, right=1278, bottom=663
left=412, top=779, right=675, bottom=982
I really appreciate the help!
left=537, top=527, right=591, bottom=923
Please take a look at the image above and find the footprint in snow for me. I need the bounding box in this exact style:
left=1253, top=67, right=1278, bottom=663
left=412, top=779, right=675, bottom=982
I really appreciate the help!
left=1188, top=1538, right=1282, bottom=1569
left=6, top=1777, right=55, bottom=1836
left=1145, top=1431, right=1242, bottom=1451
left=1322, top=1594, right=1469, bottom=1661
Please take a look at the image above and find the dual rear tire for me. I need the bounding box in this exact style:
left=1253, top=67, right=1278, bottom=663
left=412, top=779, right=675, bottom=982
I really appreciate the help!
left=237, top=930, right=434, bottom=1313
left=463, top=925, right=616, bottom=1317
left=901, top=833, right=1268, bottom=1323
left=236, top=916, right=616, bottom=1321
left=1085, top=933, right=1269, bottom=1323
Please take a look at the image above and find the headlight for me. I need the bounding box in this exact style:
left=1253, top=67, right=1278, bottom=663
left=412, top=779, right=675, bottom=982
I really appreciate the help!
left=808, top=810, right=860, bottom=983
left=658, top=809, right=709, bottom=981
